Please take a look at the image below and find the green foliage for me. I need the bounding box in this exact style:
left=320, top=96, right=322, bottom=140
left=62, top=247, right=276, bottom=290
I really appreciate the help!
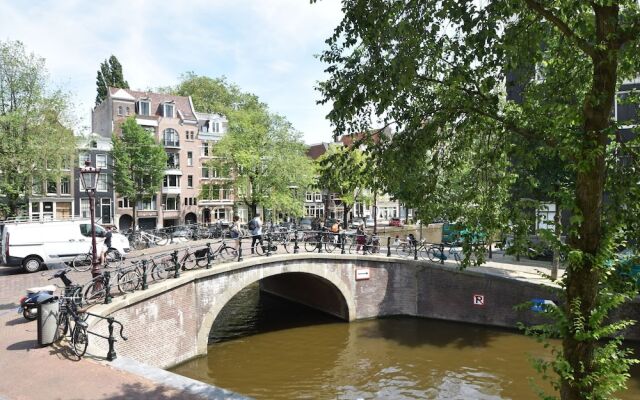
left=316, top=144, right=369, bottom=210
left=96, top=55, right=129, bottom=105
left=111, top=117, right=166, bottom=228
left=317, top=1, right=640, bottom=398
left=0, top=39, right=76, bottom=217
left=173, top=74, right=315, bottom=218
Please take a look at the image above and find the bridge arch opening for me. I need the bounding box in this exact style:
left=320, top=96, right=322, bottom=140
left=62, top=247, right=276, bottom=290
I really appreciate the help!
left=196, top=270, right=354, bottom=354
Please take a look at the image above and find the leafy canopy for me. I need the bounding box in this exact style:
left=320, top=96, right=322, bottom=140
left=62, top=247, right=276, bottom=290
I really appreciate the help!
left=96, top=55, right=129, bottom=105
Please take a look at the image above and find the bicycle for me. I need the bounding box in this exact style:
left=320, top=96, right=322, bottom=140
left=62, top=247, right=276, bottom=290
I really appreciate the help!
left=349, top=234, right=380, bottom=255
left=304, top=231, right=339, bottom=253
left=128, top=229, right=169, bottom=250
left=426, top=241, right=462, bottom=264
left=195, top=239, right=237, bottom=267
left=71, top=247, right=123, bottom=272
left=55, top=295, right=89, bottom=360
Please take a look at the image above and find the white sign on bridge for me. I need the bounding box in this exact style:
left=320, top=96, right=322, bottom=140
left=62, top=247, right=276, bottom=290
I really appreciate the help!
left=473, top=294, right=485, bottom=306
left=355, top=268, right=370, bottom=281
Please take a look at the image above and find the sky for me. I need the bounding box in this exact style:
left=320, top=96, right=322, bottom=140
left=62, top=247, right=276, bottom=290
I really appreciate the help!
left=0, top=0, right=344, bottom=144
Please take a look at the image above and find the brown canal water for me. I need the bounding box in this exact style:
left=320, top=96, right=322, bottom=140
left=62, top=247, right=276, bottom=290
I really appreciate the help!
left=170, top=284, right=640, bottom=399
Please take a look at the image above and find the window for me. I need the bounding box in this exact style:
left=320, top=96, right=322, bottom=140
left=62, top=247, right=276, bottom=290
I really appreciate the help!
left=202, top=167, right=209, bottom=178
left=163, top=175, right=180, bottom=188
left=126, top=106, right=130, bottom=115
left=80, top=223, right=106, bottom=237
left=163, top=128, right=179, bottom=147
left=79, top=152, right=90, bottom=167
left=184, top=197, right=188, bottom=206
left=138, top=100, right=150, bottom=116
left=118, top=198, right=131, bottom=208
left=96, top=154, right=107, bottom=168
left=187, top=175, right=193, bottom=187
left=201, top=143, right=210, bottom=157
left=80, top=199, right=90, bottom=218
left=214, top=208, right=226, bottom=220
left=306, top=192, right=313, bottom=202
left=315, top=193, right=322, bottom=202
left=190, top=131, right=195, bottom=140
left=46, top=181, right=57, bottom=195
left=164, top=196, right=179, bottom=211
left=187, top=151, right=193, bottom=166
left=101, top=198, right=112, bottom=224
left=137, top=195, right=157, bottom=210
left=117, top=106, right=123, bottom=116
left=97, top=173, right=108, bottom=192
left=163, top=103, right=174, bottom=118
left=60, top=176, right=70, bottom=194
left=32, top=179, right=42, bottom=195
left=166, top=153, right=179, bottom=168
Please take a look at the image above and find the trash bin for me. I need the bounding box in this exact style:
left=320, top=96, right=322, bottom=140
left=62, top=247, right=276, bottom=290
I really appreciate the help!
left=37, top=294, right=58, bottom=346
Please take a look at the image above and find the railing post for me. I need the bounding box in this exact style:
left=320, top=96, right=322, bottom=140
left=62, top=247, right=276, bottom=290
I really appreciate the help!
left=238, top=237, right=243, bottom=262
left=173, top=249, right=180, bottom=278
left=170, top=230, right=175, bottom=244
left=141, top=259, right=148, bottom=290
left=440, top=243, right=445, bottom=264
left=206, top=242, right=213, bottom=268
left=387, top=237, right=391, bottom=257
left=107, top=316, right=117, bottom=361
left=266, top=234, right=272, bottom=257
left=294, top=229, right=299, bottom=254
left=341, top=233, right=346, bottom=254
left=103, top=271, right=112, bottom=304
left=414, top=243, right=418, bottom=261
left=317, top=231, right=323, bottom=253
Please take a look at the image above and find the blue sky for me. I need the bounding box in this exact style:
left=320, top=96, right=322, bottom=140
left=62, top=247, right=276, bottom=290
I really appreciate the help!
left=0, top=0, right=344, bottom=144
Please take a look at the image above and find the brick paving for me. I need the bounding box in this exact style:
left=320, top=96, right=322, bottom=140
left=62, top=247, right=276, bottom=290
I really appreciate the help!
left=0, top=239, right=563, bottom=400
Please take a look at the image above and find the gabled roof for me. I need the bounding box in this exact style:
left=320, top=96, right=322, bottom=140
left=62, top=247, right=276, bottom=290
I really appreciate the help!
left=306, top=142, right=330, bottom=160
left=108, top=87, right=196, bottom=120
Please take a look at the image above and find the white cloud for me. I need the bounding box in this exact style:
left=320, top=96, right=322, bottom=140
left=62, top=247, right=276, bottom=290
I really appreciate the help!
left=0, top=0, right=344, bottom=143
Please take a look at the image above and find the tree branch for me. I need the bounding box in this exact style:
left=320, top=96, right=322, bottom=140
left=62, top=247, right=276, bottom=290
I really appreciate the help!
left=617, top=14, right=640, bottom=47
left=522, top=0, right=596, bottom=58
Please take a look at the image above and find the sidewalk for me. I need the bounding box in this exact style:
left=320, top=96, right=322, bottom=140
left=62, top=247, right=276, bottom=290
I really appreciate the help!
left=0, top=251, right=562, bottom=400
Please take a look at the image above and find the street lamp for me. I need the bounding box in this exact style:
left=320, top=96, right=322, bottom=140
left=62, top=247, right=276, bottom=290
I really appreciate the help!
left=80, top=160, right=101, bottom=275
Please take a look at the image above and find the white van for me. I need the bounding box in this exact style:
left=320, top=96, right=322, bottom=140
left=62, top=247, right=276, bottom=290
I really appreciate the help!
left=0, top=219, right=130, bottom=273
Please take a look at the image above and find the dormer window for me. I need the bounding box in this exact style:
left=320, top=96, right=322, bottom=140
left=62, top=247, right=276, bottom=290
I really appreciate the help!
left=138, top=100, right=150, bottom=116
left=163, top=103, right=174, bottom=118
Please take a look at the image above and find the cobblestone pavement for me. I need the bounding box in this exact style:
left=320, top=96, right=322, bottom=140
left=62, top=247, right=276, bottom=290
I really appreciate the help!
left=0, top=238, right=563, bottom=400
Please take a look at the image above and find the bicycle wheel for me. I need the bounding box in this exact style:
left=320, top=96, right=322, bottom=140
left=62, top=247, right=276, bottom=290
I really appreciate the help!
left=71, top=323, right=88, bottom=359
left=132, top=237, right=147, bottom=250
left=151, top=260, right=172, bottom=280
left=219, top=245, right=237, bottom=260
left=105, top=249, right=122, bottom=265
left=195, top=249, right=212, bottom=266
left=324, top=236, right=338, bottom=253
left=72, top=253, right=92, bottom=272
left=55, top=312, right=69, bottom=341
left=83, top=281, right=106, bottom=305
left=395, top=243, right=410, bottom=257
left=181, top=251, right=198, bottom=270
left=304, top=237, right=318, bottom=252
left=254, top=241, right=265, bottom=256
left=155, top=232, right=169, bottom=246
left=117, top=270, right=140, bottom=293
left=427, top=246, right=445, bottom=262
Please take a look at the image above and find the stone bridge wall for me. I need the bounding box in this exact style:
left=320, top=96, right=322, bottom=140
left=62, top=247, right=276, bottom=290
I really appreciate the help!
left=87, top=254, right=639, bottom=370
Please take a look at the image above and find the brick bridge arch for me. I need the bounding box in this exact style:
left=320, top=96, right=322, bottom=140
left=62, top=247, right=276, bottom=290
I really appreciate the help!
left=195, top=264, right=357, bottom=355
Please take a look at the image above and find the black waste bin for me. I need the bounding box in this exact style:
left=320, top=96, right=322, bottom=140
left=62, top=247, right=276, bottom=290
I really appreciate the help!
left=37, top=294, right=58, bottom=346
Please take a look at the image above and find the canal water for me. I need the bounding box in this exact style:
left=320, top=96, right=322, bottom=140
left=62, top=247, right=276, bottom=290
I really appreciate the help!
left=170, top=284, right=640, bottom=399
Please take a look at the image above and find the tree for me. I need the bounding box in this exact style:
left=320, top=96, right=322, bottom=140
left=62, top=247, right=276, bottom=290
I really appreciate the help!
left=173, top=74, right=315, bottom=220
left=316, top=144, right=369, bottom=229
left=95, top=55, right=129, bottom=105
left=0, top=40, right=76, bottom=217
left=112, top=117, right=166, bottom=231
left=317, top=1, right=640, bottom=398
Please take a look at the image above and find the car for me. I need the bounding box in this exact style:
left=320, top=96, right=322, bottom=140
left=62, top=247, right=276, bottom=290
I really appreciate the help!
left=350, top=218, right=365, bottom=228
left=389, top=218, right=403, bottom=227
left=298, top=218, right=313, bottom=231
left=364, top=217, right=375, bottom=227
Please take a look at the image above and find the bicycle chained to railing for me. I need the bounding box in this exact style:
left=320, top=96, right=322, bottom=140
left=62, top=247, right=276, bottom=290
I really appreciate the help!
left=71, top=246, right=124, bottom=272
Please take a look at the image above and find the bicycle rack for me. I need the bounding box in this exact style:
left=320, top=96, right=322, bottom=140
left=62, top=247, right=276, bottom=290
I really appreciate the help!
left=85, top=312, right=128, bottom=362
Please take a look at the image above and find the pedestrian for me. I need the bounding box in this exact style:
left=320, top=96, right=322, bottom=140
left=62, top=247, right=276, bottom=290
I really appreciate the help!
left=249, top=213, right=263, bottom=254
left=230, top=215, right=242, bottom=249
left=356, top=225, right=366, bottom=253
left=100, top=227, right=114, bottom=265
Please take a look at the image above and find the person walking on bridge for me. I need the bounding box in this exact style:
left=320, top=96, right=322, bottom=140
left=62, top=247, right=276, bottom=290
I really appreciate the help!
left=249, top=214, right=263, bottom=254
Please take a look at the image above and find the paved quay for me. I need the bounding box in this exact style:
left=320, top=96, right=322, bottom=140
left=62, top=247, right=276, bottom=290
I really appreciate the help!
left=0, top=243, right=564, bottom=400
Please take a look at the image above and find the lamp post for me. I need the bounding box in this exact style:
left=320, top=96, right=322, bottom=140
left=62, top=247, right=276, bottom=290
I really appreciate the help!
left=80, top=160, right=101, bottom=276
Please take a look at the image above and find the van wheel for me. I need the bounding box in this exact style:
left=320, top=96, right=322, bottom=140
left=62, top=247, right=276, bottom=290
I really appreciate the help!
left=23, top=256, right=43, bottom=273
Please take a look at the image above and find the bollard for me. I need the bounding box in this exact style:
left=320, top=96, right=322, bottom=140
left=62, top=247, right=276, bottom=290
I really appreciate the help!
left=170, top=230, right=175, bottom=244
left=238, top=237, right=243, bottom=262
left=317, top=231, right=323, bottom=253
left=104, top=271, right=112, bottom=304
left=387, top=237, right=391, bottom=257
left=206, top=242, right=213, bottom=268
left=267, top=234, right=272, bottom=257
left=440, top=243, right=445, bottom=264
left=107, top=317, right=117, bottom=361
left=141, top=260, right=148, bottom=290
left=341, top=233, right=346, bottom=254
left=173, top=250, right=181, bottom=279
left=414, top=244, right=418, bottom=261
left=294, top=230, right=299, bottom=254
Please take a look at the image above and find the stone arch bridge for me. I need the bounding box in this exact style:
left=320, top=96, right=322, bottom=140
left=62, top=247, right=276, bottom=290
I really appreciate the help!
left=87, top=253, right=584, bottom=369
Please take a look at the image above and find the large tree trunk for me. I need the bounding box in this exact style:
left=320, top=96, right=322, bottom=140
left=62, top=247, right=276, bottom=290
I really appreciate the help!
left=561, top=7, right=618, bottom=398
left=551, top=200, right=561, bottom=281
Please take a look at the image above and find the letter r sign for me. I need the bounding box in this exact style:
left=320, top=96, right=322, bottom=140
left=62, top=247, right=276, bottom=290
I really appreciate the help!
left=473, top=294, right=485, bottom=306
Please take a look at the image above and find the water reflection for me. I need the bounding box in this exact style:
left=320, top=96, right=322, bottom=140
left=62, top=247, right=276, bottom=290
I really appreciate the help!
left=170, top=284, right=640, bottom=400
